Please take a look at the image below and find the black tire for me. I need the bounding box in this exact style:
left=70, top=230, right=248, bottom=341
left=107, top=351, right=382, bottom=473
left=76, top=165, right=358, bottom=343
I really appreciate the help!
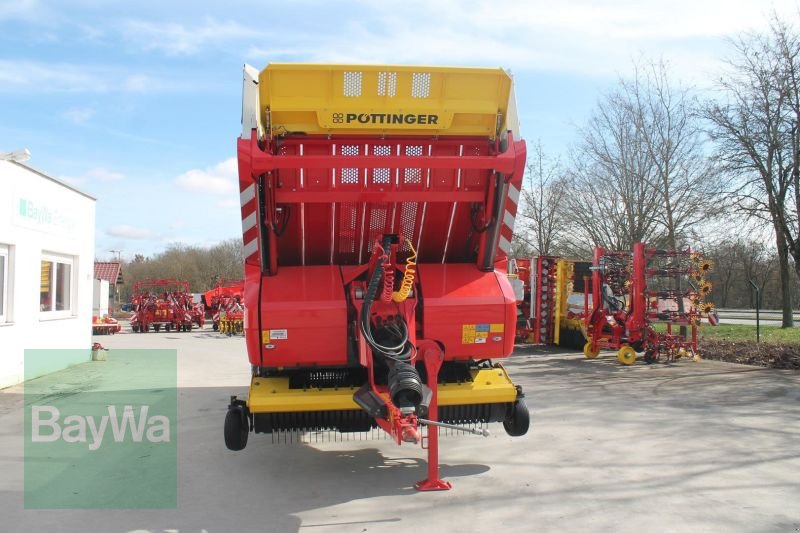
left=213, top=323, right=219, bottom=332
left=132, top=325, right=139, bottom=333
left=154, top=324, right=161, bottom=332
left=503, top=398, right=531, bottom=437
left=224, top=407, right=249, bottom=451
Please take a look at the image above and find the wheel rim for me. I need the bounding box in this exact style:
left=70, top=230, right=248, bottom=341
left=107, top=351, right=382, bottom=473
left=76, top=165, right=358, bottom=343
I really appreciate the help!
left=583, top=342, right=599, bottom=359
left=617, top=346, right=636, bottom=365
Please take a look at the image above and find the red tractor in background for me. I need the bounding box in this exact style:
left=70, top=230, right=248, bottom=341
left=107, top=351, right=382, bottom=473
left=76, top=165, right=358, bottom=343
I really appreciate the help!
left=130, top=279, right=203, bottom=332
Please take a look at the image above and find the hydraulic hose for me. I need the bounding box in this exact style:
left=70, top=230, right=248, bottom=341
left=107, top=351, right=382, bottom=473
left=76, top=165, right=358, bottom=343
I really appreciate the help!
left=359, top=236, right=413, bottom=363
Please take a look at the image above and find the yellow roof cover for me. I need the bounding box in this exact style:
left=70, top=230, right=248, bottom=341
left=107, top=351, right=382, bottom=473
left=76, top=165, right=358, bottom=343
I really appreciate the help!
left=258, top=63, right=513, bottom=139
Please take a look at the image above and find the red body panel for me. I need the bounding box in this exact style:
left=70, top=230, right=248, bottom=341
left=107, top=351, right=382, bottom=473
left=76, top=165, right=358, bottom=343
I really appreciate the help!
left=418, top=263, right=516, bottom=359
left=237, top=131, right=527, bottom=368
left=256, top=265, right=348, bottom=367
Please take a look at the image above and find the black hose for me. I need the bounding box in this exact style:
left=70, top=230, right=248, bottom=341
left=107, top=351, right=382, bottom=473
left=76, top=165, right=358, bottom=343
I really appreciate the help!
left=388, top=361, right=423, bottom=409
left=359, top=236, right=413, bottom=363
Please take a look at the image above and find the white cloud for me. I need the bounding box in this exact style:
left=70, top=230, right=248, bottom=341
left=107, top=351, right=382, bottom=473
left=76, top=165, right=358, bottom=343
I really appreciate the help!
left=0, top=0, right=39, bottom=20
left=123, top=18, right=262, bottom=56
left=59, top=166, right=125, bottom=186
left=107, top=225, right=156, bottom=240
left=87, top=167, right=125, bottom=182
left=176, top=158, right=237, bottom=195
left=61, top=106, right=94, bottom=124
left=0, top=60, right=190, bottom=93
left=247, top=0, right=798, bottom=82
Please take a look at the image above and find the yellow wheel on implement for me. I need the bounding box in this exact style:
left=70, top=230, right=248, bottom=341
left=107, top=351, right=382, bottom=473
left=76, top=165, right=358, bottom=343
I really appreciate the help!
left=583, top=342, right=600, bottom=359
left=617, top=345, right=636, bottom=365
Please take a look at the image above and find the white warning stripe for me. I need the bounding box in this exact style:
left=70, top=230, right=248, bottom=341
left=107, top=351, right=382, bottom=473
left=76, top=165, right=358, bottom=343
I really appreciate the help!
left=503, top=210, right=516, bottom=232
left=507, top=184, right=520, bottom=206
left=240, top=184, right=255, bottom=206
left=241, top=211, right=257, bottom=233
left=498, top=235, right=512, bottom=255
left=243, top=238, right=258, bottom=258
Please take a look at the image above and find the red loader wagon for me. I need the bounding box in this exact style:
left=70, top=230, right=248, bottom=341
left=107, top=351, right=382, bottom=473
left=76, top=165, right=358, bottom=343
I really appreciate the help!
left=225, top=63, right=530, bottom=490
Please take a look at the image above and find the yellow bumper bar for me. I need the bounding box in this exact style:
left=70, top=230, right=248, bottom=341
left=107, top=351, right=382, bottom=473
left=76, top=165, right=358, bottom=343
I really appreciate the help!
left=247, top=366, right=518, bottom=414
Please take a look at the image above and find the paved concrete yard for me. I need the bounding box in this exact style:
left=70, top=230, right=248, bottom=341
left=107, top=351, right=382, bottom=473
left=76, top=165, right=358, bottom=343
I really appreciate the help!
left=1, top=327, right=799, bottom=532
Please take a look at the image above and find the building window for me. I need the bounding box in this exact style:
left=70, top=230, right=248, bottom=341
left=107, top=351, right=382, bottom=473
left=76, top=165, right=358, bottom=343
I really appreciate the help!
left=40, top=253, right=74, bottom=315
left=0, top=245, right=8, bottom=323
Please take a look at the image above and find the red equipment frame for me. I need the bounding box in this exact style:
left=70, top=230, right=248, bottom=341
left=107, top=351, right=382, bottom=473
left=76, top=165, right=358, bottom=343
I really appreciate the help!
left=583, top=243, right=707, bottom=364
left=233, top=126, right=528, bottom=489
left=130, top=278, right=198, bottom=333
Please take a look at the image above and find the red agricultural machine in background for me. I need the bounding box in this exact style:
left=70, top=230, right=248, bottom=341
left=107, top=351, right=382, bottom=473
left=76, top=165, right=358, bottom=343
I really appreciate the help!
left=582, top=243, right=715, bottom=365
left=512, top=244, right=715, bottom=364
left=130, top=279, right=204, bottom=332
left=203, top=278, right=244, bottom=334
left=225, top=63, right=530, bottom=490
left=511, top=256, right=590, bottom=347
left=92, top=315, right=121, bottom=335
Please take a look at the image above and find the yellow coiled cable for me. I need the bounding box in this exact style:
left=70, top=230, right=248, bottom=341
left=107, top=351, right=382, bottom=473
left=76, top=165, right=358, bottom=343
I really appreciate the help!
left=392, top=239, right=417, bottom=303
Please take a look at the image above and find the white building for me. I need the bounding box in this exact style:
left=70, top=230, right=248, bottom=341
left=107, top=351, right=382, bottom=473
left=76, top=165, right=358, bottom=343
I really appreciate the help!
left=0, top=158, right=96, bottom=389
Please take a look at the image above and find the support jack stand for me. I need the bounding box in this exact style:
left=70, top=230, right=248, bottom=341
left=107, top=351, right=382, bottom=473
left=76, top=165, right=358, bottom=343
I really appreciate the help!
left=415, top=341, right=452, bottom=491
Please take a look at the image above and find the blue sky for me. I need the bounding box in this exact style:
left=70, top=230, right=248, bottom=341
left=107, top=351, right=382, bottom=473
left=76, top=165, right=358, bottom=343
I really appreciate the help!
left=0, top=0, right=796, bottom=260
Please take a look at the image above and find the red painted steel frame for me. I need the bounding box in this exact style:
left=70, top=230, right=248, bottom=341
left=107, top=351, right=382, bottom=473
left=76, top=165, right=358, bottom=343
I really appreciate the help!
left=416, top=340, right=452, bottom=491
left=236, top=126, right=527, bottom=488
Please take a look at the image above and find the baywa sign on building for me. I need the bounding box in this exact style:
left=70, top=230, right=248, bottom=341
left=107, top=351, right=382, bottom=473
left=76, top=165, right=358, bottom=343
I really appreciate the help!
left=24, top=349, right=177, bottom=509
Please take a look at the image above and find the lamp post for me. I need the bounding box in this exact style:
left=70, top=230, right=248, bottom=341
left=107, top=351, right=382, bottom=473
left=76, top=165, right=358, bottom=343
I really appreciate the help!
left=109, top=250, right=122, bottom=310
left=748, top=279, right=761, bottom=343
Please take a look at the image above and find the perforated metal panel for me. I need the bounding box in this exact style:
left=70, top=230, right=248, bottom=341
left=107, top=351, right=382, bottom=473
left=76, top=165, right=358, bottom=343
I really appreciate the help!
left=372, top=145, right=392, bottom=184
left=404, top=145, right=423, bottom=184
left=365, top=204, right=389, bottom=256
left=411, top=72, right=431, bottom=98
left=399, top=202, right=419, bottom=250
left=343, top=71, right=362, bottom=97
left=377, top=71, right=397, bottom=97
left=338, top=203, right=357, bottom=254
left=340, top=145, right=360, bottom=184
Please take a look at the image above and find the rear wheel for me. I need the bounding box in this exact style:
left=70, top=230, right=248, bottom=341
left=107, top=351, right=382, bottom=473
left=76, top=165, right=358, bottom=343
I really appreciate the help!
left=503, top=398, right=530, bottom=437
left=224, top=407, right=249, bottom=451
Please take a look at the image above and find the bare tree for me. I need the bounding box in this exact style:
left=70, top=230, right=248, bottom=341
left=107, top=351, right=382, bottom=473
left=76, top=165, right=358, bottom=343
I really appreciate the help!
left=562, top=61, right=718, bottom=257
left=703, top=236, right=777, bottom=308
left=120, top=238, right=244, bottom=302
left=704, top=15, right=800, bottom=326
left=515, top=141, right=567, bottom=256
left=626, top=61, right=728, bottom=250
left=562, top=89, right=660, bottom=256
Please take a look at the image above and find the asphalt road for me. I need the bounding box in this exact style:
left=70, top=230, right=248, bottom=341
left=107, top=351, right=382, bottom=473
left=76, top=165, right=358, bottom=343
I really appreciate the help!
left=1, top=327, right=798, bottom=532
